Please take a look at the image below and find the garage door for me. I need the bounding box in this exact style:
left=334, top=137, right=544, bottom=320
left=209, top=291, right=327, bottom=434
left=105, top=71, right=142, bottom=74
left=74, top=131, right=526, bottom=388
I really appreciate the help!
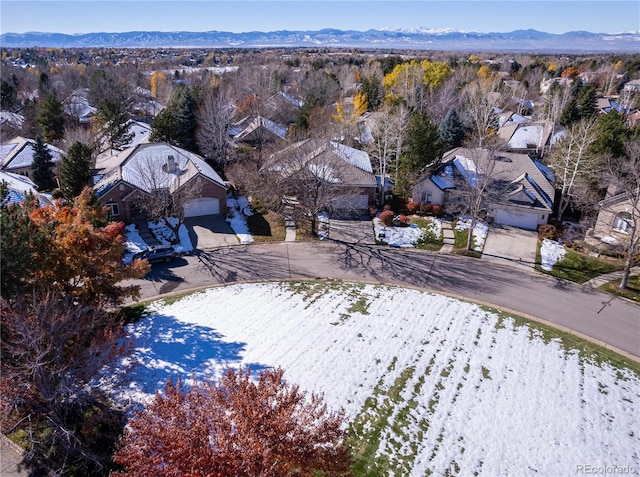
left=332, top=195, right=369, bottom=211
left=184, top=197, right=220, bottom=217
left=494, top=210, right=538, bottom=230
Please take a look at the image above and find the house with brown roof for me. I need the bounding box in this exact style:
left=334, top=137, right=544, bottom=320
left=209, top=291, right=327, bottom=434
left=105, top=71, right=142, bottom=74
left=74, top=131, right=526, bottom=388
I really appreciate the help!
left=411, top=147, right=555, bottom=230
left=93, top=142, right=227, bottom=222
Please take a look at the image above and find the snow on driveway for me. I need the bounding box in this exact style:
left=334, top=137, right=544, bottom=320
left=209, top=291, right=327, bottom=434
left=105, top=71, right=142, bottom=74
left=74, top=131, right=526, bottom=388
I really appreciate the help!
left=104, top=282, right=640, bottom=476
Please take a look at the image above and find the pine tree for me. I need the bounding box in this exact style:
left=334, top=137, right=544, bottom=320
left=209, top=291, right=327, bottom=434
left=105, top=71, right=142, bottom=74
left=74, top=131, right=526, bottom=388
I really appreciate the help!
left=174, top=87, right=198, bottom=152
left=439, top=109, right=465, bottom=149
left=37, top=93, right=65, bottom=143
left=97, top=99, right=134, bottom=151
left=31, top=137, right=56, bottom=191
left=59, top=142, right=93, bottom=200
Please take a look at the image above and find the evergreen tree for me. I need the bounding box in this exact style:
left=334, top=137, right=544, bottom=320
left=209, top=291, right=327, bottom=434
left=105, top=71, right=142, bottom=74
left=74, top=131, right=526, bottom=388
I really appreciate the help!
left=395, top=111, right=443, bottom=197
left=31, top=137, right=56, bottom=191
left=37, top=93, right=65, bottom=143
left=174, top=87, right=198, bottom=152
left=149, top=106, right=178, bottom=144
left=439, top=109, right=465, bottom=149
left=59, top=142, right=93, bottom=200
left=591, top=110, right=630, bottom=158
left=360, top=76, right=382, bottom=111
left=559, top=98, right=580, bottom=127
left=1, top=79, right=17, bottom=111
left=97, top=99, right=134, bottom=151
left=21, top=99, right=42, bottom=138
left=576, top=84, right=597, bottom=120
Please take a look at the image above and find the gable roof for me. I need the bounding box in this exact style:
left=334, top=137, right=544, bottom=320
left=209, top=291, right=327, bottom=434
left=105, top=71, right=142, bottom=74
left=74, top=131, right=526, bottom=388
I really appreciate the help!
left=233, top=115, right=288, bottom=142
left=267, top=139, right=376, bottom=188
left=0, top=170, right=54, bottom=207
left=0, top=136, right=65, bottom=171
left=422, top=147, right=555, bottom=212
left=93, top=142, right=226, bottom=197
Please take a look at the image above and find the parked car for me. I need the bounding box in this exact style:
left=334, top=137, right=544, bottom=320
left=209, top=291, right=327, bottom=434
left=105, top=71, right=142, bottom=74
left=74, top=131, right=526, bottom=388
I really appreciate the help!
left=133, top=245, right=177, bottom=264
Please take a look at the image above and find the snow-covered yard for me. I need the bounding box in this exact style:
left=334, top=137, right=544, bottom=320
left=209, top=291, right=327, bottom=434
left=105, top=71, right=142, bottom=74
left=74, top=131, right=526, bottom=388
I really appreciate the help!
left=540, top=238, right=567, bottom=271
left=123, top=220, right=193, bottom=263
left=103, top=282, right=640, bottom=476
left=225, top=195, right=254, bottom=244
left=455, top=217, right=489, bottom=251
left=373, top=216, right=441, bottom=248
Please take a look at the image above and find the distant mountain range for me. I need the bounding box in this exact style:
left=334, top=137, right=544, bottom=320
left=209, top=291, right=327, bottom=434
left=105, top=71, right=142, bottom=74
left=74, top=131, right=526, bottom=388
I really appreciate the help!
left=1, top=28, right=638, bottom=52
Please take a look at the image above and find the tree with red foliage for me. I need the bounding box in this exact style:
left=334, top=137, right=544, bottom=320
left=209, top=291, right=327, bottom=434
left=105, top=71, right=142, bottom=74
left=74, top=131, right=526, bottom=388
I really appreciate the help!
left=114, top=367, right=353, bottom=477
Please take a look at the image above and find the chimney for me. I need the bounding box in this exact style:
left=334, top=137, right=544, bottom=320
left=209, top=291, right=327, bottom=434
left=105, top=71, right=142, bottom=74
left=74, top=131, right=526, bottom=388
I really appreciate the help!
left=166, top=155, right=176, bottom=173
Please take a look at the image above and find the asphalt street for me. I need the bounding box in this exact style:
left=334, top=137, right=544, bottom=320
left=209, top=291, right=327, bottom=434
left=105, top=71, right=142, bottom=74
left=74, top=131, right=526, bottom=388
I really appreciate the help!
left=127, top=241, right=640, bottom=360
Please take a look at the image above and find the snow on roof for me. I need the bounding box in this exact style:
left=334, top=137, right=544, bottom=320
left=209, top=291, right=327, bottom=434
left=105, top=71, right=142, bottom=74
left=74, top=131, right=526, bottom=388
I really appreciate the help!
left=0, top=111, right=24, bottom=128
left=430, top=164, right=456, bottom=190
left=0, top=137, right=64, bottom=170
left=452, top=155, right=479, bottom=188
left=0, top=170, right=53, bottom=206
left=330, top=141, right=373, bottom=173
left=508, top=124, right=544, bottom=149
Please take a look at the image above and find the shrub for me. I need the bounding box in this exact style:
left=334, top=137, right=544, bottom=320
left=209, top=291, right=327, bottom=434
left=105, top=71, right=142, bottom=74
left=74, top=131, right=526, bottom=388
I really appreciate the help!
left=538, top=224, right=558, bottom=240
left=397, top=215, right=409, bottom=226
left=420, top=203, right=433, bottom=215
left=432, top=204, right=443, bottom=216
left=406, top=200, right=420, bottom=214
left=379, top=210, right=394, bottom=226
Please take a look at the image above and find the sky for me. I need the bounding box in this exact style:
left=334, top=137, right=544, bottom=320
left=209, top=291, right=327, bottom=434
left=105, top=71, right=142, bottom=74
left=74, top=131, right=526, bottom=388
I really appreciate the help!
left=1, top=0, right=638, bottom=36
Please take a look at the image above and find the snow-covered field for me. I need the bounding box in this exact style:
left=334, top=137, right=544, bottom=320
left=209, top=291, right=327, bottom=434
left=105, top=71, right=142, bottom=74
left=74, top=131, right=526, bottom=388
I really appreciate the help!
left=104, top=282, right=640, bottom=476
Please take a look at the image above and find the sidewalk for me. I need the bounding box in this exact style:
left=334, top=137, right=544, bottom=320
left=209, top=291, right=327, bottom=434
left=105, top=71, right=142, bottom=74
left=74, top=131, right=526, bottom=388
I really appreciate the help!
left=582, top=266, right=640, bottom=289
left=439, top=220, right=455, bottom=253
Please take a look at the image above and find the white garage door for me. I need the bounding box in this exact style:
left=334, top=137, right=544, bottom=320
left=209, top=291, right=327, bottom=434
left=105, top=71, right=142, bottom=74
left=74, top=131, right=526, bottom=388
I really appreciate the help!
left=332, top=195, right=369, bottom=211
left=494, top=210, right=539, bottom=230
left=184, top=197, right=220, bottom=217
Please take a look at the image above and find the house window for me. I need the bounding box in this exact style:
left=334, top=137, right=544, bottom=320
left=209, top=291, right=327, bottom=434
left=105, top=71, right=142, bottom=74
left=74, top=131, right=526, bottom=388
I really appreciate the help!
left=107, top=202, right=120, bottom=217
left=612, top=212, right=633, bottom=234
left=421, top=192, right=432, bottom=203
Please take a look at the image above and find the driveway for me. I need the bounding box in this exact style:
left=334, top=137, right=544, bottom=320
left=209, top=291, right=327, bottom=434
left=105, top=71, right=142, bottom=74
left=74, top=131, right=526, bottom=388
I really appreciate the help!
left=481, top=225, right=538, bottom=271
left=328, top=217, right=375, bottom=244
left=184, top=215, right=237, bottom=249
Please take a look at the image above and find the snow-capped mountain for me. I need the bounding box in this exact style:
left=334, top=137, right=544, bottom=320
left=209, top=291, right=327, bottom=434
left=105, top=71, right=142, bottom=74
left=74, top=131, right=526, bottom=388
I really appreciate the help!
left=1, top=28, right=637, bottom=52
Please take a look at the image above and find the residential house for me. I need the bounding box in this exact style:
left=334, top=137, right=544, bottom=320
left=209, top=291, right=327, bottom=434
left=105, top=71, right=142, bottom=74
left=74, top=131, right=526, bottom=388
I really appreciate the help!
left=0, top=136, right=65, bottom=178
left=93, top=142, right=227, bottom=223
left=0, top=170, right=54, bottom=207
left=586, top=185, right=639, bottom=250
left=497, top=120, right=563, bottom=156
left=64, top=88, right=97, bottom=125
left=412, top=147, right=555, bottom=230
left=231, top=115, right=288, bottom=148
left=267, top=139, right=377, bottom=213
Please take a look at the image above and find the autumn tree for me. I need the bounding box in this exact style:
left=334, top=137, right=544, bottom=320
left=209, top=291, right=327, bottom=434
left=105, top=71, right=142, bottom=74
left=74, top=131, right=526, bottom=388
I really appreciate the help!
left=59, top=141, right=94, bottom=200
left=1, top=188, right=148, bottom=302
left=0, top=293, right=129, bottom=476
left=113, top=367, right=352, bottom=477
left=31, top=136, right=57, bottom=191
left=37, top=92, right=66, bottom=143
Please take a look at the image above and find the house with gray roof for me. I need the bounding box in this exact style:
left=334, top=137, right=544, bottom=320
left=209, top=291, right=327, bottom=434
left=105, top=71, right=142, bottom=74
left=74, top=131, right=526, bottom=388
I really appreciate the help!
left=93, top=142, right=227, bottom=222
left=412, top=147, right=555, bottom=230
left=0, top=136, right=65, bottom=178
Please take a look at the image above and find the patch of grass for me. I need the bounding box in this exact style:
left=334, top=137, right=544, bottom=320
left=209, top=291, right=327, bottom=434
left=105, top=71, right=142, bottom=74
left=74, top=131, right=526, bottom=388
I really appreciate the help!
left=452, top=225, right=482, bottom=258
left=245, top=210, right=286, bottom=242
left=599, top=275, right=640, bottom=303
left=413, top=218, right=443, bottom=251
left=545, top=249, right=620, bottom=283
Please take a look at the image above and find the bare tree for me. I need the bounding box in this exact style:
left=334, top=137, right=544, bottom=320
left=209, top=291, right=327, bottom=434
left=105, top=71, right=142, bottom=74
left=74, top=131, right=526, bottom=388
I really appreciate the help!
left=449, top=147, right=501, bottom=250
left=1, top=292, right=128, bottom=476
left=548, top=117, right=599, bottom=219
left=460, top=79, right=505, bottom=147
left=196, top=89, right=232, bottom=168
left=129, top=153, right=203, bottom=242
left=601, top=138, right=640, bottom=289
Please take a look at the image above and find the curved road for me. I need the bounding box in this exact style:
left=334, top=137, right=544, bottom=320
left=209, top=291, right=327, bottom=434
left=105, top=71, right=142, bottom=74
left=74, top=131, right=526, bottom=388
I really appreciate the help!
left=129, top=241, right=640, bottom=360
